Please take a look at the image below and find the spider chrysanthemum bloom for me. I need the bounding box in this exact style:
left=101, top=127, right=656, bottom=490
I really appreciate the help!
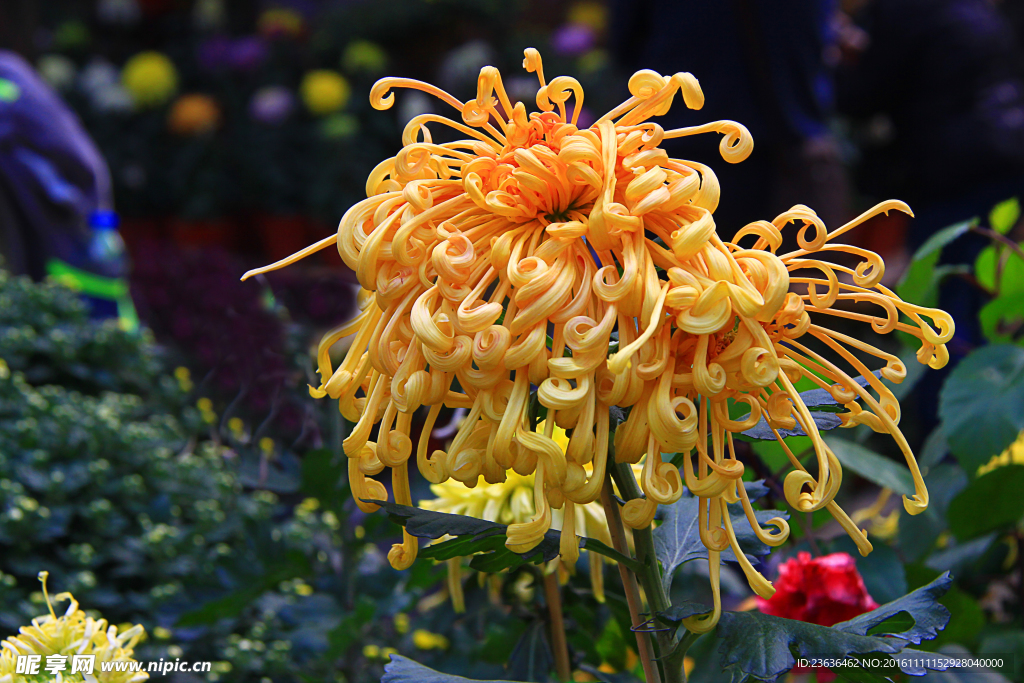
left=242, top=49, right=953, bottom=626
left=0, top=573, right=148, bottom=683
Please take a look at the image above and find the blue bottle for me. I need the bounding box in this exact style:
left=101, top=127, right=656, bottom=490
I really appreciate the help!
left=46, top=210, right=139, bottom=330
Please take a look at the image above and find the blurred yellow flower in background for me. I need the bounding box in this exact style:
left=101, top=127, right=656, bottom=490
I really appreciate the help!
left=301, top=70, right=351, bottom=116
left=121, top=51, right=178, bottom=108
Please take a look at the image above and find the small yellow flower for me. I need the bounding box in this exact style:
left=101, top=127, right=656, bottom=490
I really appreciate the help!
left=122, top=51, right=178, bottom=108
left=0, top=359, right=9, bottom=380
left=173, top=366, right=193, bottom=392
left=228, top=417, right=246, bottom=439
left=301, top=70, right=351, bottom=116
left=412, top=629, right=450, bottom=651
left=362, top=644, right=380, bottom=659
left=0, top=572, right=149, bottom=682
left=393, top=613, right=410, bottom=634
left=259, top=437, right=275, bottom=456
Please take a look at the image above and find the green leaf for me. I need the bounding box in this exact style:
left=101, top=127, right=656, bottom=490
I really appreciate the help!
left=938, top=344, right=1024, bottom=471
left=979, top=293, right=1024, bottom=344
left=989, top=197, right=1020, bottom=235
left=506, top=622, right=554, bottom=683
left=925, top=534, right=996, bottom=575
left=653, top=481, right=788, bottom=592
left=834, top=572, right=952, bottom=645
left=975, top=244, right=1024, bottom=295
left=899, top=464, right=967, bottom=562
left=716, top=611, right=901, bottom=682
left=830, top=537, right=907, bottom=604
left=898, top=220, right=975, bottom=305
left=740, top=410, right=841, bottom=441
left=979, top=631, right=1024, bottom=679
left=947, top=464, right=1024, bottom=539
left=656, top=600, right=713, bottom=624
left=714, top=574, right=952, bottom=682
left=368, top=500, right=565, bottom=572
left=381, top=656, right=515, bottom=683
left=740, top=374, right=887, bottom=441
left=300, top=448, right=348, bottom=509
left=824, top=438, right=915, bottom=495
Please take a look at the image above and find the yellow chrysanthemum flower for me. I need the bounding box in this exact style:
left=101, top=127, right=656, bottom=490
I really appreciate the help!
left=121, top=51, right=178, bottom=108
left=242, top=49, right=952, bottom=629
left=0, top=573, right=148, bottom=683
left=420, top=423, right=638, bottom=608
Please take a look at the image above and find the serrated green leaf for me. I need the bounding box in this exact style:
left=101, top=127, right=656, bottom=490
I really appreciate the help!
left=381, top=655, right=514, bottom=683
left=947, top=464, right=1024, bottom=539
left=715, top=574, right=952, bottom=682
left=368, top=500, right=565, bottom=571
left=989, top=197, right=1020, bottom=235
left=824, top=437, right=915, bottom=495
left=834, top=572, right=952, bottom=644
left=716, top=611, right=900, bottom=682
left=653, top=481, right=788, bottom=592
left=938, top=344, right=1024, bottom=471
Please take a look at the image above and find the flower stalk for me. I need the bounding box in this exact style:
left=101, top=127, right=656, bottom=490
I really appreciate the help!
left=600, top=480, right=662, bottom=683
left=542, top=571, right=572, bottom=681
left=611, top=462, right=688, bottom=683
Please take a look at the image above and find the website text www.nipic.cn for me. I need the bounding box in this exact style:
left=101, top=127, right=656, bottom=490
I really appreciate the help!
left=15, top=654, right=213, bottom=676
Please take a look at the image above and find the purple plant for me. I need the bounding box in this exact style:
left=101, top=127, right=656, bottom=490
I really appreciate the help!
left=551, top=23, right=595, bottom=57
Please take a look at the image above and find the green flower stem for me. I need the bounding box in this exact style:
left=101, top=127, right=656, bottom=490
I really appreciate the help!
left=611, top=462, right=688, bottom=683
left=542, top=571, right=572, bottom=682
left=600, top=480, right=662, bottom=683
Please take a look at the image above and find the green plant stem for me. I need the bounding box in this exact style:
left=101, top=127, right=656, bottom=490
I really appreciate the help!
left=600, top=479, right=662, bottom=683
left=542, top=571, right=572, bottom=682
left=611, top=462, right=688, bottom=683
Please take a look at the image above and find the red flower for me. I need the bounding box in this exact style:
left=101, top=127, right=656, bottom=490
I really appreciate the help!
left=758, top=552, right=879, bottom=681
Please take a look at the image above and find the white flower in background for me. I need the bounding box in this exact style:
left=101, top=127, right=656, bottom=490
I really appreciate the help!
left=78, top=58, right=119, bottom=96
left=437, top=40, right=496, bottom=91
left=92, top=83, right=133, bottom=113
left=396, top=90, right=432, bottom=125
left=97, top=0, right=141, bottom=26
left=37, top=54, right=76, bottom=92
left=193, top=0, right=226, bottom=31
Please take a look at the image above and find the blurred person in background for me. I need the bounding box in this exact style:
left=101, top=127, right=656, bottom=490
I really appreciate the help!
left=837, top=0, right=1024, bottom=350
left=0, top=49, right=135, bottom=326
left=610, top=0, right=851, bottom=237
